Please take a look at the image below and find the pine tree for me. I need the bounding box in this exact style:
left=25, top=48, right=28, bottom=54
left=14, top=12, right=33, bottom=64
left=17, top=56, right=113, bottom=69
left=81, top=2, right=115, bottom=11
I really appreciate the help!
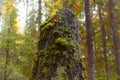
left=108, top=0, right=120, bottom=79
left=98, top=1, right=109, bottom=80
left=84, top=0, right=95, bottom=80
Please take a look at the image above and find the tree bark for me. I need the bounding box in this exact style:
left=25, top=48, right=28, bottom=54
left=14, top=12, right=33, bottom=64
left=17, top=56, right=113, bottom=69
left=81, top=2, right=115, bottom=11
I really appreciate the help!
left=108, top=0, right=120, bottom=79
left=84, top=0, right=95, bottom=80
left=31, top=8, right=83, bottom=80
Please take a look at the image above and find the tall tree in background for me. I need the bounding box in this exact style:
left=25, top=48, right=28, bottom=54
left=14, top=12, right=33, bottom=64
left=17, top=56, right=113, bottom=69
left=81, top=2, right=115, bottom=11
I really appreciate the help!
left=108, top=0, right=120, bottom=79
left=0, top=0, right=2, bottom=15
left=84, top=0, right=95, bottom=80
left=1, top=0, right=23, bottom=79
left=98, top=1, right=109, bottom=80
left=63, top=0, right=68, bottom=7
left=37, top=0, right=42, bottom=27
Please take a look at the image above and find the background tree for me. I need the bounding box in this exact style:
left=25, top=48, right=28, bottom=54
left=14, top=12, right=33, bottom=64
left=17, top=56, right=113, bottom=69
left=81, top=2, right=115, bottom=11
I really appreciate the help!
left=98, top=1, right=109, bottom=80
left=84, top=0, right=95, bottom=80
left=108, top=0, right=120, bottom=79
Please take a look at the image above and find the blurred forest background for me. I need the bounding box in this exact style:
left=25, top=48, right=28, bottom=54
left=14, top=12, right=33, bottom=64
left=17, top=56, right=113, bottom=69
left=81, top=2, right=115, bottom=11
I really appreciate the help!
left=0, top=0, right=120, bottom=80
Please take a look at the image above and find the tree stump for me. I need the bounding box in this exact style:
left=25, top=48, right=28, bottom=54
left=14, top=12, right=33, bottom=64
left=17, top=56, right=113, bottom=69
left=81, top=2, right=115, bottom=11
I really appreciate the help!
left=31, top=8, right=83, bottom=80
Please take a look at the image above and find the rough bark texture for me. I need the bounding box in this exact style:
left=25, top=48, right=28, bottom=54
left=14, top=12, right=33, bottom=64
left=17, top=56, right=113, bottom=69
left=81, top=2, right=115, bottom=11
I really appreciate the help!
left=84, top=0, right=95, bottom=80
left=108, top=0, right=120, bottom=79
left=31, top=8, right=83, bottom=80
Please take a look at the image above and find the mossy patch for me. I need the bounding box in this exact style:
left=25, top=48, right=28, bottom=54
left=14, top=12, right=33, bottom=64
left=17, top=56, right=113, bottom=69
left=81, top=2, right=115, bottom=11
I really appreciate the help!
left=53, top=30, right=61, bottom=37
left=68, top=34, right=73, bottom=38
left=38, top=50, right=47, bottom=56
left=40, top=21, right=47, bottom=28
left=61, top=27, right=68, bottom=33
left=55, top=37, right=76, bottom=49
left=42, top=23, right=54, bottom=31
left=55, top=38, right=69, bottom=48
left=54, top=50, right=61, bottom=55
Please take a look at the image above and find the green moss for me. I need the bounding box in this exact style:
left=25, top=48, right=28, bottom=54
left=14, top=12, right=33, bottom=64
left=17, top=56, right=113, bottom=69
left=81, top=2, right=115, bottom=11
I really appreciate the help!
left=43, top=67, right=50, bottom=74
left=40, top=21, right=47, bottom=28
left=48, top=45, right=56, bottom=50
left=65, top=55, right=69, bottom=59
left=53, top=30, right=59, bottom=34
left=47, top=45, right=61, bottom=55
left=54, top=50, right=61, bottom=55
left=62, top=27, right=68, bottom=32
left=53, top=30, right=61, bottom=37
left=55, top=38, right=76, bottom=51
left=56, top=66, right=67, bottom=80
left=69, top=43, right=75, bottom=48
left=68, top=34, right=73, bottom=38
left=42, top=23, right=54, bottom=31
left=38, top=50, right=47, bottom=57
left=54, top=19, right=58, bottom=23
left=69, top=43, right=76, bottom=53
left=55, top=38, right=69, bottom=47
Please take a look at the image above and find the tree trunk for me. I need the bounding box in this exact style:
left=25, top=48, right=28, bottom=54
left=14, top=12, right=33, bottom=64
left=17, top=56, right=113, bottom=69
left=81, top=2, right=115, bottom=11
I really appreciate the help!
left=63, top=0, right=69, bottom=7
left=0, top=0, right=2, bottom=15
left=31, top=8, right=83, bottom=80
left=37, top=0, right=42, bottom=26
left=108, top=0, right=120, bottom=79
left=84, top=0, right=95, bottom=80
left=98, top=2, right=109, bottom=80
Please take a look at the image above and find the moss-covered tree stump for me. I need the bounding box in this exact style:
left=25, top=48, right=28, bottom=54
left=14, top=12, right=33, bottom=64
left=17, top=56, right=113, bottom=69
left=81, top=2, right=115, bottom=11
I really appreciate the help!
left=31, top=8, right=83, bottom=80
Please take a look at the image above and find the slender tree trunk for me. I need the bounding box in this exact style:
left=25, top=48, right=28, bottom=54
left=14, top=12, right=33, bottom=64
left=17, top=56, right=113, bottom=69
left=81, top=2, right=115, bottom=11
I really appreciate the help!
left=25, top=0, right=29, bottom=26
left=84, top=0, right=95, bottom=80
left=38, top=0, right=42, bottom=26
left=108, top=0, right=120, bottom=79
left=63, top=0, right=69, bottom=7
left=0, top=0, right=2, bottom=15
left=98, top=3, right=109, bottom=80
